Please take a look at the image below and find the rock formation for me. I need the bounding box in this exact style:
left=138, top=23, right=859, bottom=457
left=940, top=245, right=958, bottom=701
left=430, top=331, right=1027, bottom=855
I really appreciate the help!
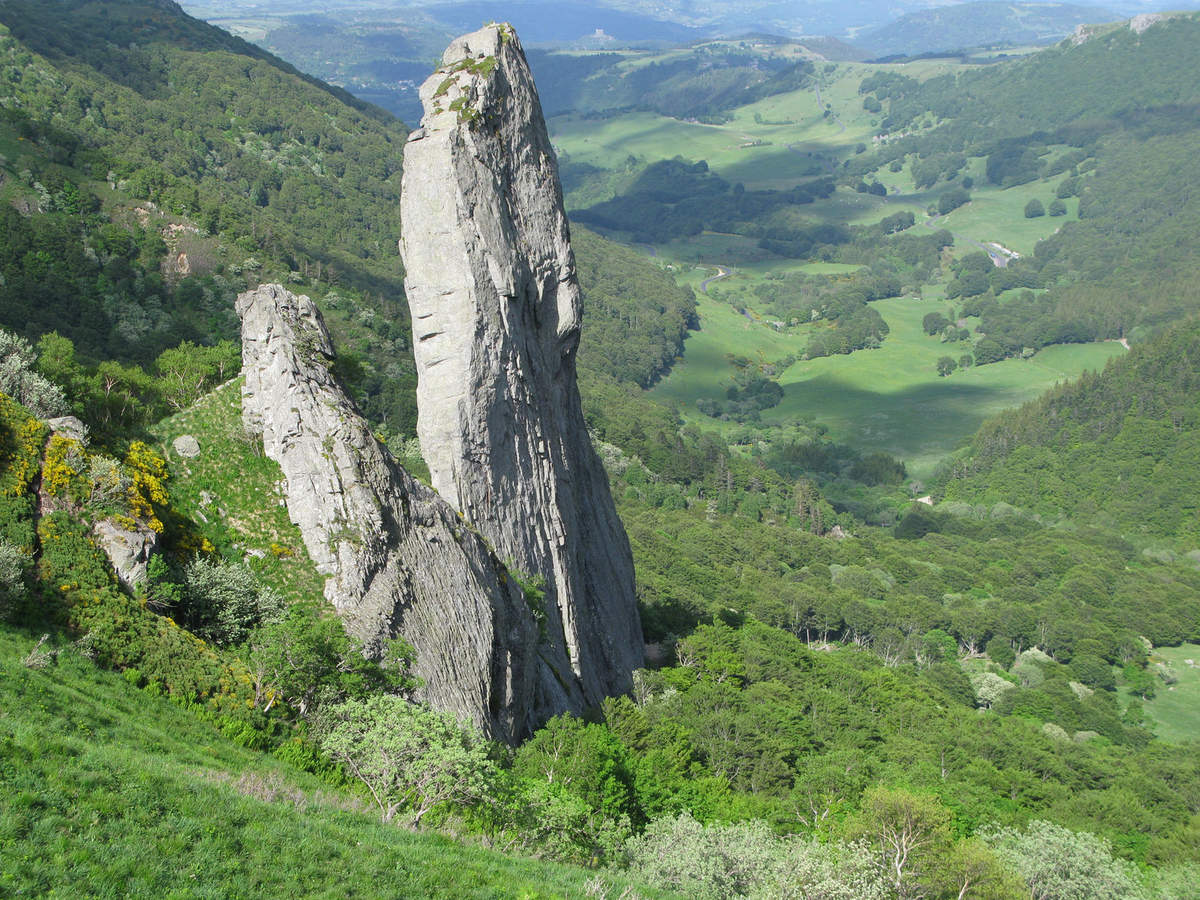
left=237, top=283, right=538, bottom=742
left=92, top=518, right=158, bottom=592
left=400, top=24, right=644, bottom=713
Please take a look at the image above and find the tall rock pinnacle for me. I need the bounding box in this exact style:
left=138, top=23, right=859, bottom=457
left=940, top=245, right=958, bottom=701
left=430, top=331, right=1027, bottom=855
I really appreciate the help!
left=399, top=24, right=644, bottom=712
left=238, top=284, right=538, bottom=742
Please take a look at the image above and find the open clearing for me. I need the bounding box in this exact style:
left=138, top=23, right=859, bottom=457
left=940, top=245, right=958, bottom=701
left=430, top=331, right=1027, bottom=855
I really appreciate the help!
left=652, top=293, right=1124, bottom=478
left=1144, top=643, right=1200, bottom=743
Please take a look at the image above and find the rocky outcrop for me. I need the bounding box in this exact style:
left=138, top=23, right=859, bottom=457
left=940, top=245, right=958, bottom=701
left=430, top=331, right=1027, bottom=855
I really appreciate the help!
left=237, top=283, right=538, bottom=742
left=92, top=518, right=158, bottom=592
left=400, top=24, right=643, bottom=714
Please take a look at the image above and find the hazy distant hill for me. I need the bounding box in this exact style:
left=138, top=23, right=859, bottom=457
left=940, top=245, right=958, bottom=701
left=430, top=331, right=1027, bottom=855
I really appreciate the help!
left=859, top=1, right=1121, bottom=56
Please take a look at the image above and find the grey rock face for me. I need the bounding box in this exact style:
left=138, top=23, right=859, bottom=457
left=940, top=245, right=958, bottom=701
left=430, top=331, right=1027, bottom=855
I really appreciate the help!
left=47, top=416, right=88, bottom=445
left=237, top=284, right=537, bottom=742
left=92, top=518, right=158, bottom=592
left=400, top=24, right=643, bottom=714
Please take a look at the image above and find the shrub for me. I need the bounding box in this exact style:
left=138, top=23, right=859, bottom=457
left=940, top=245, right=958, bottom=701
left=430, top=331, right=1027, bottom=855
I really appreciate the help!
left=980, top=820, right=1148, bottom=900
left=624, top=812, right=778, bottom=900
left=0, top=539, right=30, bottom=618
left=318, top=695, right=494, bottom=825
left=0, top=329, right=68, bottom=419
left=1024, top=198, right=1045, bottom=218
left=181, top=557, right=285, bottom=646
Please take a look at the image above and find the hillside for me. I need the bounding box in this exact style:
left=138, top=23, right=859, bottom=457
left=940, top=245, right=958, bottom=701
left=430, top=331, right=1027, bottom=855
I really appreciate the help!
left=943, top=319, right=1200, bottom=544
left=3, top=3, right=1200, bottom=898
left=0, top=625, right=665, bottom=898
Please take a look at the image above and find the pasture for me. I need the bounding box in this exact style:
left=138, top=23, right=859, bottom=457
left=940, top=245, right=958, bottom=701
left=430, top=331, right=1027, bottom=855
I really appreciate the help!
left=652, top=291, right=1124, bottom=478
left=1143, top=643, right=1200, bottom=744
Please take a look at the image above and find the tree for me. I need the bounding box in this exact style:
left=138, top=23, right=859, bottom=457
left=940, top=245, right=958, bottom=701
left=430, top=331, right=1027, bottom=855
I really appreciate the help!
left=319, top=695, right=494, bottom=826
left=973, top=338, right=1006, bottom=365
left=512, top=714, right=639, bottom=825
left=1048, top=198, right=1067, bottom=217
left=249, top=605, right=416, bottom=718
left=980, top=820, right=1148, bottom=900
left=848, top=786, right=954, bottom=900
left=624, top=813, right=779, bottom=900
left=0, top=540, right=30, bottom=619
left=154, top=340, right=239, bottom=411
left=1024, top=198, right=1045, bottom=218
left=923, top=312, right=952, bottom=335
left=937, top=356, right=958, bottom=377
left=0, top=329, right=68, bottom=419
left=938, top=188, right=970, bottom=215
left=181, top=557, right=284, bottom=645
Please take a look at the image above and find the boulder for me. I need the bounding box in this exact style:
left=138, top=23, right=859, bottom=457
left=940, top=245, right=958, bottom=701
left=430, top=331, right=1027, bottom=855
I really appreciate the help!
left=172, top=434, right=201, bottom=458
left=92, top=518, right=158, bottom=592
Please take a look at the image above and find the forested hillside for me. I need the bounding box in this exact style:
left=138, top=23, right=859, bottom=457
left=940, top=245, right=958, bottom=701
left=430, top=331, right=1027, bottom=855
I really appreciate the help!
left=849, top=14, right=1200, bottom=357
left=943, top=319, right=1200, bottom=543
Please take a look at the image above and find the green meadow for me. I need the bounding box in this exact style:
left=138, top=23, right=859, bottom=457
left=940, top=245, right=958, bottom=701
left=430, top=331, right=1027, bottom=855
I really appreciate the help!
left=0, top=626, right=667, bottom=899
left=556, top=55, right=1121, bottom=479
left=1144, top=643, right=1200, bottom=744
left=149, top=380, right=326, bottom=603
left=653, top=293, right=1124, bottom=478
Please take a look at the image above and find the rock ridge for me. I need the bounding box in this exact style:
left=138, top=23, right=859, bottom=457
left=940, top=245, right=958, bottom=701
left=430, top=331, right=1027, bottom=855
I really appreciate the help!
left=400, top=24, right=644, bottom=714
left=237, top=283, right=538, bottom=742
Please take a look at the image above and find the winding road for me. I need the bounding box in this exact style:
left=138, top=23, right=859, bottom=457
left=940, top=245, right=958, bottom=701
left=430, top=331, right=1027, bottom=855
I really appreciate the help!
left=699, top=265, right=732, bottom=293
left=923, top=214, right=1016, bottom=268
left=696, top=266, right=729, bottom=294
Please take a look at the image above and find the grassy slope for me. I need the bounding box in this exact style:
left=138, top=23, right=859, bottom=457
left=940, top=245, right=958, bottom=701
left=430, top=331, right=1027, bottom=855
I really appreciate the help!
left=652, top=292, right=1123, bottom=477
left=0, top=626, right=664, bottom=898
left=149, top=380, right=325, bottom=603
left=1144, top=643, right=1200, bottom=744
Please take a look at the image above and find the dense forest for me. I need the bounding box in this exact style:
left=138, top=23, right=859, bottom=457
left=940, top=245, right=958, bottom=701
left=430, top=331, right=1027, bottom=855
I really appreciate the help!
left=1, top=3, right=1199, bottom=898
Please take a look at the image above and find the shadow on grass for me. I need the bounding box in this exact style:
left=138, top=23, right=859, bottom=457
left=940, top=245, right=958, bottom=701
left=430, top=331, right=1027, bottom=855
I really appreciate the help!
left=773, top=373, right=1011, bottom=455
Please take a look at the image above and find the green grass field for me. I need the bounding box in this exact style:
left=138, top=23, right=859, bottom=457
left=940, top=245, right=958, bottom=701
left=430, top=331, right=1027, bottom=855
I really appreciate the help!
left=150, top=380, right=326, bottom=604
left=0, top=626, right=666, bottom=898
left=1144, top=643, right=1200, bottom=744
left=652, top=293, right=1125, bottom=478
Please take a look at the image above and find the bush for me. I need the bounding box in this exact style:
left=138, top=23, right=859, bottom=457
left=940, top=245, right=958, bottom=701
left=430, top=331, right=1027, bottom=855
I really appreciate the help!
left=624, top=813, right=779, bottom=900
left=0, top=329, right=68, bottom=419
left=1024, top=198, right=1045, bottom=218
left=0, top=539, right=30, bottom=618
left=319, top=695, right=494, bottom=825
left=980, top=820, right=1148, bottom=900
left=1048, top=198, right=1067, bottom=216
left=181, top=557, right=284, bottom=646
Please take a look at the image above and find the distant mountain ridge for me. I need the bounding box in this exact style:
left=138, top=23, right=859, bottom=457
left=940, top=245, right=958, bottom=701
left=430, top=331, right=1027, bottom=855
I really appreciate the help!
left=859, top=1, right=1122, bottom=56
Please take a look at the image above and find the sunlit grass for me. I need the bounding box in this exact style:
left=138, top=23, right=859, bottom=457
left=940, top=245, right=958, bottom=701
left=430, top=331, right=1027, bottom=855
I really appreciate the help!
left=0, top=626, right=669, bottom=899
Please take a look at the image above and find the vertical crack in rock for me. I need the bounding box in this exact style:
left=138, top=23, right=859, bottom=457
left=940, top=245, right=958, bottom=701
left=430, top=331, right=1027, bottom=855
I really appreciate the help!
left=238, top=283, right=537, bottom=742
left=400, top=24, right=644, bottom=714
